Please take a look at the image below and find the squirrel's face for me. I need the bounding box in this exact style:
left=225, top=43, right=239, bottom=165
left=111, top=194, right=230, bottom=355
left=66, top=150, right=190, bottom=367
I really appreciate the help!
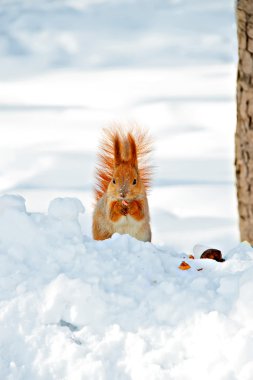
left=106, top=132, right=145, bottom=200
left=107, top=163, right=144, bottom=201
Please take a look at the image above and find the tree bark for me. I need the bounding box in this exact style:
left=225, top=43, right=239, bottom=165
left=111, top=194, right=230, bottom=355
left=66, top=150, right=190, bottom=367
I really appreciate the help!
left=236, top=0, right=253, bottom=243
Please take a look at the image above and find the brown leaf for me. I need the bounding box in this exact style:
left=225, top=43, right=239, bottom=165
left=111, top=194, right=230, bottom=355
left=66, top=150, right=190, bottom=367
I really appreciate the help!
left=178, top=261, right=191, bottom=270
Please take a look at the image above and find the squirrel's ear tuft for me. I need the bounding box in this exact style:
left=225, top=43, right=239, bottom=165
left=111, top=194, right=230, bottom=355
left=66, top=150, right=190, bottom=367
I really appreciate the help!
left=128, top=133, right=137, bottom=167
left=114, top=134, right=122, bottom=166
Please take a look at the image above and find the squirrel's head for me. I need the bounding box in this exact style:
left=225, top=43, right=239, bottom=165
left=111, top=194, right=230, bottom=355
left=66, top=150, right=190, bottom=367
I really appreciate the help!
left=107, top=133, right=145, bottom=201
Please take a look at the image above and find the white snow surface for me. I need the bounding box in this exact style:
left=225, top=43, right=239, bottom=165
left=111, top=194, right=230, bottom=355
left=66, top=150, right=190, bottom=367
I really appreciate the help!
left=0, top=64, right=239, bottom=252
left=0, top=195, right=252, bottom=380
left=0, top=2, right=244, bottom=378
left=0, top=0, right=238, bottom=251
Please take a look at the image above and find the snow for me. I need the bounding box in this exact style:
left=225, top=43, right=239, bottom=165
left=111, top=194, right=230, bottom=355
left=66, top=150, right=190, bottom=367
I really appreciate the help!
left=0, top=65, right=238, bottom=252
left=0, top=0, right=245, bottom=378
left=0, top=0, right=235, bottom=79
left=0, top=1, right=238, bottom=253
left=48, top=197, right=85, bottom=221
left=0, top=195, right=252, bottom=379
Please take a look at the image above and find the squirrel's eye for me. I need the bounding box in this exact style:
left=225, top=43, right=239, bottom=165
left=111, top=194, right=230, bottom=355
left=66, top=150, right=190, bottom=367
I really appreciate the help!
left=112, top=179, right=116, bottom=184
left=133, top=179, right=137, bottom=185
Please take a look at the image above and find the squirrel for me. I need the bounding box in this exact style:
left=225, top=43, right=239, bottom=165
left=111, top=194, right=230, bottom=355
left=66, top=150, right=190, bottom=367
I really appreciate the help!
left=92, top=126, right=152, bottom=242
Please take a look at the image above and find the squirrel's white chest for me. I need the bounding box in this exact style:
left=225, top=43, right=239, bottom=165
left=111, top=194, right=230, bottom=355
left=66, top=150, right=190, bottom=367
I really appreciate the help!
left=112, top=214, right=142, bottom=235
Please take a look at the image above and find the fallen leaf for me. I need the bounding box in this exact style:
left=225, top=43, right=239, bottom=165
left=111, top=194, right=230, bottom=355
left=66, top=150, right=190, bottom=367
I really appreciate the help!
left=178, top=261, right=191, bottom=270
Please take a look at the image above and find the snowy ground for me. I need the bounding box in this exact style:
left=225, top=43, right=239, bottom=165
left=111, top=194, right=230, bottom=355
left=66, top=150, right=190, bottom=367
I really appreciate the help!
left=0, top=0, right=238, bottom=251
left=0, top=64, right=238, bottom=251
left=0, top=195, right=253, bottom=380
left=0, top=0, right=245, bottom=379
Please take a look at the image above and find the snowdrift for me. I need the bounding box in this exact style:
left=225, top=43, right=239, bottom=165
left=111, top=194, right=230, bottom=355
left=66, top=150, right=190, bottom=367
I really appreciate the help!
left=0, top=195, right=252, bottom=380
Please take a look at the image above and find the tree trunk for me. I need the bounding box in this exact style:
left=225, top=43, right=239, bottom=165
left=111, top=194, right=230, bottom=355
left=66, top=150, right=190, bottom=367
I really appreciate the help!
left=236, top=0, right=253, bottom=243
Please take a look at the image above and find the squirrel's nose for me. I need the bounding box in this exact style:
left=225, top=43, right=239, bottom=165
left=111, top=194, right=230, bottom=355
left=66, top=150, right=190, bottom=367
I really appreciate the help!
left=120, top=189, right=127, bottom=198
left=120, top=183, right=128, bottom=198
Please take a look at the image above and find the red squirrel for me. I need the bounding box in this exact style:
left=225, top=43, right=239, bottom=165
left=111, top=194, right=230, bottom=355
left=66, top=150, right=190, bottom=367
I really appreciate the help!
left=92, top=127, right=152, bottom=242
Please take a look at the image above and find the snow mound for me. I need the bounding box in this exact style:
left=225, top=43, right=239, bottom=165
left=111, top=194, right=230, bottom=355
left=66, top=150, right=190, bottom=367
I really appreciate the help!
left=0, top=194, right=26, bottom=212
left=0, top=195, right=253, bottom=379
left=48, top=197, right=85, bottom=221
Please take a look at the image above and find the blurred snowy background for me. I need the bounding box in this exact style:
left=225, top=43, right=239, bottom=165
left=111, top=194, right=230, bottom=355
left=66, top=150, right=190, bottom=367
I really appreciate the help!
left=0, top=0, right=237, bottom=251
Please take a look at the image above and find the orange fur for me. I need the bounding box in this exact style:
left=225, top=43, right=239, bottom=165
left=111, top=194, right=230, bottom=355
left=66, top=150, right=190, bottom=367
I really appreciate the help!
left=94, top=126, right=152, bottom=201
left=127, top=200, right=145, bottom=220
left=92, top=125, right=153, bottom=242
